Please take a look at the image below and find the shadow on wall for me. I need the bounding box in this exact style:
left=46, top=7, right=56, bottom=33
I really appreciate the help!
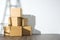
left=23, top=15, right=41, bottom=35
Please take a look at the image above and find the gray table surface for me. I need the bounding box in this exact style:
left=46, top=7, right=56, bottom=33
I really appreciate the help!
left=0, top=34, right=60, bottom=40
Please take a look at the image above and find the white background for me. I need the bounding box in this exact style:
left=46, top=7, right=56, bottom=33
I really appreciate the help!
left=0, top=0, right=60, bottom=34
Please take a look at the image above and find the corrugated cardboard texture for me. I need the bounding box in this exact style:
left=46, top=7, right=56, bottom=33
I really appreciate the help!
left=4, top=26, right=10, bottom=36
left=22, top=18, right=28, bottom=26
left=10, top=8, right=22, bottom=17
left=4, top=26, right=10, bottom=33
left=22, top=26, right=32, bottom=36
left=10, top=26, right=22, bottom=36
left=11, top=17, right=22, bottom=26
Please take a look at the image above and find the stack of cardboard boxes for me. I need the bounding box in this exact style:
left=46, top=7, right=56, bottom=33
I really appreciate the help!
left=4, top=7, right=32, bottom=36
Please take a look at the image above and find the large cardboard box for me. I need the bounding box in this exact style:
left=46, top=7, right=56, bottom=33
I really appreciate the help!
left=10, top=8, right=22, bottom=17
left=22, top=18, right=28, bottom=26
left=10, top=26, right=22, bottom=36
left=11, top=17, right=22, bottom=26
left=22, top=26, right=32, bottom=36
left=4, top=26, right=10, bottom=36
left=8, top=17, right=12, bottom=26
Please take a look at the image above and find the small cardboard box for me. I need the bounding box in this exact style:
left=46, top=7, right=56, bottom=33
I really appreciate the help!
left=4, top=26, right=10, bottom=36
left=10, top=26, right=22, bottom=36
left=4, top=33, right=10, bottom=36
left=22, top=18, right=28, bottom=26
left=11, top=17, right=22, bottom=26
left=22, top=26, right=32, bottom=36
left=10, top=8, right=22, bottom=17
left=8, top=17, right=12, bottom=26
left=4, top=26, right=10, bottom=33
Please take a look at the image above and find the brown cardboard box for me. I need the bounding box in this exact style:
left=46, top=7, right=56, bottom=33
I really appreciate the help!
left=8, top=17, right=12, bottom=26
left=10, top=8, right=22, bottom=17
left=10, top=26, right=22, bottom=36
left=22, top=18, right=28, bottom=26
left=11, top=17, right=22, bottom=26
left=22, top=26, right=32, bottom=36
left=4, top=26, right=10, bottom=36
left=4, top=33, right=10, bottom=36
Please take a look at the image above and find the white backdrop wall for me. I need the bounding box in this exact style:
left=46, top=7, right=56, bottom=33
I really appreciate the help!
left=0, top=0, right=60, bottom=34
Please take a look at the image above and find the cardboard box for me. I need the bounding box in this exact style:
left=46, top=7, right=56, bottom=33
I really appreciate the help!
left=22, top=18, right=28, bottom=26
left=8, top=17, right=12, bottom=26
left=11, top=17, right=22, bottom=26
left=10, top=8, right=22, bottom=17
left=4, top=32, right=10, bottom=36
left=10, top=26, right=22, bottom=36
left=4, top=26, right=10, bottom=36
left=4, top=26, right=10, bottom=33
left=22, top=26, right=32, bottom=36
